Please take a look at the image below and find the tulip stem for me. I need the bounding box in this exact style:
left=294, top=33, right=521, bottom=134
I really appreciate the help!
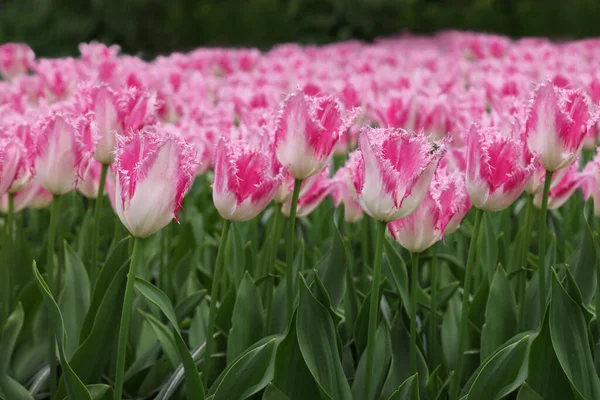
left=285, top=179, right=302, bottom=322
left=450, top=207, right=483, bottom=400
left=91, top=163, right=109, bottom=282
left=203, top=219, right=231, bottom=386
left=47, top=195, right=61, bottom=400
left=114, top=237, right=143, bottom=400
left=361, top=217, right=370, bottom=277
left=2, top=193, right=14, bottom=324
left=264, top=206, right=282, bottom=333
left=429, top=244, right=438, bottom=369
left=517, top=194, right=534, bottom=330
left=538, top=170, right=553, bottom=320
left=410, top=251, right=420, bottom=376
left=364, top=219, right=386, bottom=400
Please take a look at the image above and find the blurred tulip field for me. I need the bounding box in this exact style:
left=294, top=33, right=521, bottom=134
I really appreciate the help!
left=2, top=32, right=600, bottom=400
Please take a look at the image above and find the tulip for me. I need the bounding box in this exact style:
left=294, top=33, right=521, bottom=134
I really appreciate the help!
left=534, top=162, right=582, bottom=210
left=281, top=167, right=332, bottom=218
left=78, top=160, right=104, bottom=199
left=332, top=152, right=364, bottom=223
left=525, top=82, right=590, bottom=172
left=33, top=110, right=93, bottom=195
left=352, top=126, right=445, bottom=397
left=0, top=181, right=52, bottom=213
left=0, top=43, right=35, bottom=81
left=113, top=127, right=198, bottom=400
left=353, top=127, right=446, bottom=222
left=465, top=123, right=535, bottom=211
left=0, top=127, right=33, bottom=197
left=212, top=137, right=284, bottom=222
left=582, top=154, right=600, bottom=216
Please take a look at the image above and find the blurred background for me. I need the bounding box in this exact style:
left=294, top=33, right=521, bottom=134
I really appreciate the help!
left=1, top=0, right=599, bottom=57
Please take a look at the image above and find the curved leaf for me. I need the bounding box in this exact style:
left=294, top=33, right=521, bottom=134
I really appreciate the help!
left=388, top=373, right=419, bottom=400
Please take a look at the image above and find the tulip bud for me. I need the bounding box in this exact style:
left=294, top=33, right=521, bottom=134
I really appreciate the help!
left=351, top=127, right=446, bottom=222
left=212, top=137, right=284, bottom=221
left=274, top=91, right=355, bottom=180
left=388, top=169, right=471, bottom=253
left=114, top=128, right=198, bottom=238
left=525, top=82, right=591, bottom=171
left=33, top=110, right=93, bottom=195
left=466, top=123, right=534, bottom=211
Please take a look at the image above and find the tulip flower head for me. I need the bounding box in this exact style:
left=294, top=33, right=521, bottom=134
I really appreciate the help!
left=282, top=167, right=333, bottom=217
left=114, top=128, right=198, bottom=238
left=212, top=137, right=284, bottom=221
left=0, top=43, right=35, bottom=81
left=33, top=110, right=93, bottom=195
left=388, top=170, right=471, bottom=253
left=466, top=123, right=535, bottom=211
left=352, top=127, right=446, bottom=222
left=582, top=153, right=600, bottom=216
left=0, top=121, right=34, bottom=196
left=534, top=162, right=582, bottom=210
left=525, top=82, right=591, bottom=171
left=332, top=151, right=364, bottom=222
left=274, top=91, right=355, bottom=180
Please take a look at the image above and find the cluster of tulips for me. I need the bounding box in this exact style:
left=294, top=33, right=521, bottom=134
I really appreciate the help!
left=2, top=31, right=600, bottom=400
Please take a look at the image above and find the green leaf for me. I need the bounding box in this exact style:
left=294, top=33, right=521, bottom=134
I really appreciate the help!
left=569, top=199, right=598, bottom=304
left=227, top=272, right=265, bottom=363
left=32, top=262, right=92, bottom=400
left=0, top=303, right=24, bottom=372
left=527, top=309, right=574, bottom=400
left=549, top=271, right=600, bottom=399
left=273, top=317, right=321, bottom=400
left=175, top=291, right=206, bottom=323
left=517, top=383, right=544, bottom=400
left=263, top=383, right=291, bottom=400
left=210, top=339, right=278, bottom=400
left=59, top=242, right=91, bottom=358
left=134, top=278, right=204, bottom=400
left=0, top=374, right=34, bottom=400
left=297, top=276, right=351, bottom=400
left=138, top=310, right=179, bottom=368
left=351, top=322, right=391, bottom=400
left=87, top=384, right=113, bottom=400
left=481, top=265, right=518, bottom=361
left=460, top=335, right=530, bottom=400
left=384, top=238, right=411, bottom=315
left=313, top=207, right=347, bottom=309
left=479, top=212, right=498, bottom=283
left=441, top=293, right=461, bottom=371
left=388, top=373, right=419, bottom=400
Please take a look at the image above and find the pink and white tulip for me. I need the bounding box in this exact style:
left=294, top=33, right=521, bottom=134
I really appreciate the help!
left=114, top=128, right=198, bottom=238
left=32, top=110, right=93, bottom=195
left=274, top=91, right=355, bottom=180
left=582, top=153, right=600, bottom=216
left=0, top=122, right=34, bottom=195
left=534, top=162, right=582, bottom=210
left=388, top=170, right=471, bottom=253
left=212, top=137, right=284, bottom=221
left=351, top=127, right=446, bottom=222
left=332, top=151, right=364, bottom=223
left=0, top=43, right=35, bottom=81
left=525, top=82, right=591, bottom=171
left=0, top=180, right=52, bottom=213
left=466, top=123, right=534, bottom=211
left=282, top=167, right=333, bottom=217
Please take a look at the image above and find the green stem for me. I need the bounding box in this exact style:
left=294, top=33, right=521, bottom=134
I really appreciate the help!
left=2, top=193, right=14, bottom=324
left=48, top=195, right=61, bottom=400
left=410, top=252, right=420, bottom=376
left=517, top=194, right=534, bottom=330
left=90, top=163, right=109, bottom=283
left=264, top=206, right=282, bottom=333
left=364, top=219, right=386, bottom=400
left=113, top=237, right=143, bottom=400
left=429, top=244, right=438, bottom=369
left=203, top=220, right=231, bottom=386
left=450, top=207, right=483, bottom=400
left=538, top=170, right=553, bottom=320
left=361, top=217, right=370, bottom=277
left=285, top=179, right=302, bottom=322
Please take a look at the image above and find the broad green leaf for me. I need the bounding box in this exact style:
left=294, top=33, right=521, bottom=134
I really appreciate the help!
left=138, top=310, right=179, bottom=368
left=80, top=237, right=129, bottom=341
left=441, top=293, right=461, bottom=370
left=527, top=309, right=574, bottom=400
left=297, top=277, right=351, bottom=400
left=210, top=339, right=278, bottom=400
left=175, top=291, right=206, bottom=323
left=0, top=374, right=34, bottom=400
left=479, top=212, right=498, bottom=283
left=134, top=278, right=204, bottom=400
left=384, top=238, right=410, bottom=315
left=59, top=242, right=91, bottom=358
left=517, top=383, right=544, bottom=400
left=87, top=384, right=113, bottom=400
left=569, top=199, right=598, bottom=304
left=32, top=262, right=92, bottom=400
left=351, top=322, right=391, bottom=400
left=460, top=335, right=530, bottom=400
left=549, top=271, right=600, bottom=399
left=227, top=272, right=265, bottom=363
left=313, top=207, right=347, bottom=309
left=273, top=317, right=321, bottom=400
left=388, top=373, right=419, bottom=400
left=263, top=383, right=291, bottom=400
left=0, top=303, right=24, bottom=372
left=481, top=265, right=518, bottom=361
